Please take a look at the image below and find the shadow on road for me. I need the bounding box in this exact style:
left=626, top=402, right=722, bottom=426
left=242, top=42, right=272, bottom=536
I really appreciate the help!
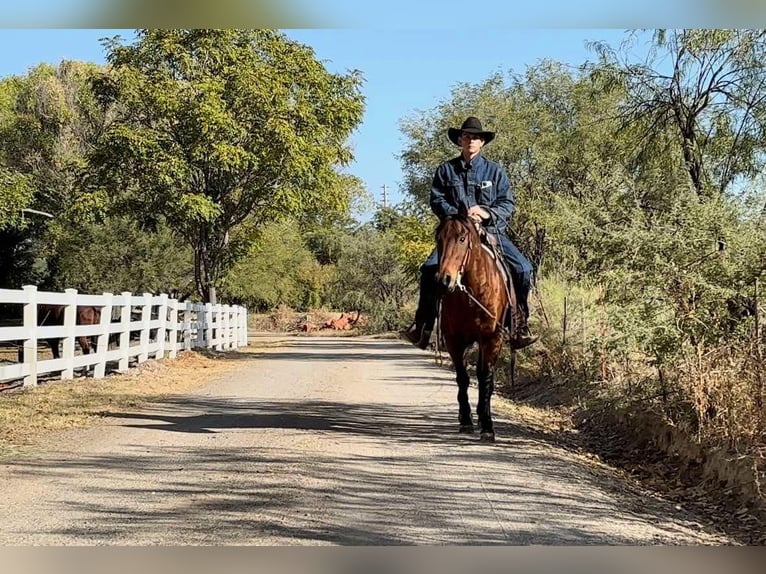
left=2, top=390, right=720, bottom=545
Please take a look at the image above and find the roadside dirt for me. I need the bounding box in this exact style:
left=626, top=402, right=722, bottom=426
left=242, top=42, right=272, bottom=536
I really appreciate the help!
left=498, top=361, right=766, bottom=546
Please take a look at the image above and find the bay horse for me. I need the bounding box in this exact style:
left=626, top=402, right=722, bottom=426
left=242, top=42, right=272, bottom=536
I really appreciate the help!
left=17, top=305, right=102, bottom=361
left=435, top=212, right=519, bottom=442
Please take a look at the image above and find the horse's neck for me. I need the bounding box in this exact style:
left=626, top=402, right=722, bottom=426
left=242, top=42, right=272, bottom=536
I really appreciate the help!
left=465, top=243, right=503, bottom=298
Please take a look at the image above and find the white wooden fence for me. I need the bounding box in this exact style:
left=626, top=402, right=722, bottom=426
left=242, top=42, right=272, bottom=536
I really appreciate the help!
left=0, top=286, right=248, bottom=388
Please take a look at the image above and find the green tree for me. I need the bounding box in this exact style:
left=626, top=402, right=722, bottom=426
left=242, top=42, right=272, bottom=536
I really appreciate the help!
left=0, top=61, right=107, bottom=220
left=49, top=215, right=194, bottom=296
left=326, top=225, right=415, bottom=331
left=91, top=29, right=365, bottom=302
left=592, top=29, right=766, bottom=199
left=222, top=218, right=328, bottom=311
left=0, top=60, right=108, bottom=288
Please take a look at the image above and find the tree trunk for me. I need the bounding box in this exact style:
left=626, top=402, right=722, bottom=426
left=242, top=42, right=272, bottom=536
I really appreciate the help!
left=193, top=229, right=229, bottom=304
left=681, top=133, right=705, bottom=199
left=193, top=247, right=208, bottom=302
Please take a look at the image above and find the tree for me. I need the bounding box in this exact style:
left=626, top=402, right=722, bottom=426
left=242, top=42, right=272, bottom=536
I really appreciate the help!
left=0, top=61, right=107, bottom=219
left=326, top=226, right=415, bottom=331
left=91, top=29, right=365, bottom=302
left=0, top=60, right=108, bottom=287
left=49, top=215, right=194, bottom=297
left=221, top=218, right=328, bottom=311
left=592, top=29, right=766, bottom=199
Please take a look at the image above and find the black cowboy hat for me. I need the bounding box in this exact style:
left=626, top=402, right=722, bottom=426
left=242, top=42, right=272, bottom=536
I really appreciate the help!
left=448, top=116, right=495, bottom=146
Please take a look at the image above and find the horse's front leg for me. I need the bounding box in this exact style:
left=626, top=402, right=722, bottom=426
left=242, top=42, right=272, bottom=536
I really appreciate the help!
left=47, top=338, right=61, bottom=360
left=79, top=336, right=92, bottom=355
left=477, top=337, right=503, bottom=442
left=446, top=337, right=473, bottom=433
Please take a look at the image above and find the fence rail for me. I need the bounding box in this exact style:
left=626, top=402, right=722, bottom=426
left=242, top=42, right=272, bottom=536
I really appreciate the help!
left=0, top=286, right=248, bottom=388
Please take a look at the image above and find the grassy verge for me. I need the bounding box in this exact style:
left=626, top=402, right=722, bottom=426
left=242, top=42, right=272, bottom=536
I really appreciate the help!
left=0, top=350, right=241, bottom=457
left=490, top=275, right=766, bottom=543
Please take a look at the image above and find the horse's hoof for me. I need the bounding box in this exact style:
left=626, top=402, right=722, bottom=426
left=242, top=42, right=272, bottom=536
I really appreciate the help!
left=459, top=424, right=475, bottom=434
left=480, top=432, right=496, bottom=443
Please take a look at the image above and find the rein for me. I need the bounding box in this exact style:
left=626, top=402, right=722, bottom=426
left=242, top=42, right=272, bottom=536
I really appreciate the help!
left=452, top=219, right=499, bottom=325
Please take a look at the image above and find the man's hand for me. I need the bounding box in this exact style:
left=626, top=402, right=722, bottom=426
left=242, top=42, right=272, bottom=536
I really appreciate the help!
left=467, top=205, right=490, bottom=223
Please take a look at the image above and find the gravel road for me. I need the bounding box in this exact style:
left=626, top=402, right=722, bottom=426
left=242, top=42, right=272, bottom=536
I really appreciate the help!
left=0, top=335, right=732, bottom=545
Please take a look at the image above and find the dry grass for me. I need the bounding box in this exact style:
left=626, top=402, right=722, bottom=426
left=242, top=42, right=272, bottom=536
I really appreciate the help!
left=0, top=350, right=241, bottom=456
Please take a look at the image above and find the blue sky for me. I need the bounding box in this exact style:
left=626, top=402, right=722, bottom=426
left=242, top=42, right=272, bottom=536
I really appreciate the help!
left=284, top=29, right=632, bottom=211
left=0, top=28, right=633, bottom=214
left=0, top=1, right=756, bottom=27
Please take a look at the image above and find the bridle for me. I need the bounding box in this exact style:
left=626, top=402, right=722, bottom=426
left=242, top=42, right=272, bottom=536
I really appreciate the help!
left=442, top=218, right=498, bottom=323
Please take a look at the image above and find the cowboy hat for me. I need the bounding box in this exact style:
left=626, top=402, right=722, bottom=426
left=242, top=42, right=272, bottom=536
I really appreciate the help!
left=447, top=116, right=495, bottom=146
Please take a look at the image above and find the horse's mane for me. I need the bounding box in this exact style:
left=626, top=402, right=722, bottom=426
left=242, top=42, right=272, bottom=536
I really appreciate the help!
left=436, top=213, right=480, bottom=240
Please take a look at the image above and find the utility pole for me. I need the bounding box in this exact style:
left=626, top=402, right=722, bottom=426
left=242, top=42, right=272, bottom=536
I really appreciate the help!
left=381, top=184, right=388, bottom=208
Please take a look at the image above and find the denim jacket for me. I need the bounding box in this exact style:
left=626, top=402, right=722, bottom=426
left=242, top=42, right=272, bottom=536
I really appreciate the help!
left=429, top=154, right=514, bottom=236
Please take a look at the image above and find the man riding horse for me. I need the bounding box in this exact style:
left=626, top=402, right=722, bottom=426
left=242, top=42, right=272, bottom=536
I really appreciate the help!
left=401, top=116, right=538, bottom=350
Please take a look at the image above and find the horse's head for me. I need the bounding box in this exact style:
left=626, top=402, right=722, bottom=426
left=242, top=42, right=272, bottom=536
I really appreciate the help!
left=435, top=213, right=478, bottom=292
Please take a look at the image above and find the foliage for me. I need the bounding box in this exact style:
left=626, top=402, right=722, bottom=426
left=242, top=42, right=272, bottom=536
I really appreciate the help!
left=0, top=168, right=33, bottom=230
left=0, top=61, right=107, bottom=287
left=0, top=61, right=107, bottom=220
left=221, top=218, right=330, bottom=311
left=371, top=200, right=435, bottom=279
left=90, top=29, right=365, bottom=301
left=591, top=29, right=766, bottom=199
left=324, top=225, right=416, bottom=331
left=48, top=215, right=194, bottom=296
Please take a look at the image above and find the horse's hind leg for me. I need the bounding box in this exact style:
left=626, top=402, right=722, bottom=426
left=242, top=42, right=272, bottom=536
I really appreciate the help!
left=446, top=338, right=473, bottom=433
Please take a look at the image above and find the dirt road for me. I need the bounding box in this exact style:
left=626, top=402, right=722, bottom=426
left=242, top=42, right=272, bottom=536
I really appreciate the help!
left=0, top=335, right=732, bottom=545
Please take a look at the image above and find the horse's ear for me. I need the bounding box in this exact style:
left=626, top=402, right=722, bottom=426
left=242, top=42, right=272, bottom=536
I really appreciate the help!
left=457, top=203, right=468, bottom=219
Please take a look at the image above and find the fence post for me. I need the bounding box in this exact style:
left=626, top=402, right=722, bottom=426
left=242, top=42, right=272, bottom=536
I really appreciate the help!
left=93, top=292, right=113, bottom=379
left=183, top=301, right=193, bottom=351
left=231, top=306, right=237, bottom=349
left=215, top=304, right=223, bottom=351
left=232, top=306, right=240, bottom=350
left=21, top=285, right=38, bottom=388
left=222, top=304, right=230, bottom=350
left=138, top=292, right=152, bottom=363
left=156, top=293, right=168, bottom=359
left=193, top=303, right=203, bottom=349
left=61, top=288, right=78, bottom=380
left=242, top=307, right=248, bottom=346
left=205, top=303, right=214, bottom=350
left=236, top=307, right=243, bottom=347
left=118, top=291, right=132, bottom=372
left=168, top=297, right=179, bottom=359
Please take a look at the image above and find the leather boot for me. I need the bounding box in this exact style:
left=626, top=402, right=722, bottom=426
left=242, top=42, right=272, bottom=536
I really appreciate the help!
left=400, top=322, right=432, bottom=350
left=510, top=317, right=538, bottom=350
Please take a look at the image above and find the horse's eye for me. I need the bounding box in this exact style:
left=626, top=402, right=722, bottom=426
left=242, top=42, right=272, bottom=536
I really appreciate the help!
left=459, top=236, right=467, bottom=243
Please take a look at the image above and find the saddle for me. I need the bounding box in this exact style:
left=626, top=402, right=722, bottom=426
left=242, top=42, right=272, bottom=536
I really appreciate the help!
left=475, top=226, right=522, bottom=337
